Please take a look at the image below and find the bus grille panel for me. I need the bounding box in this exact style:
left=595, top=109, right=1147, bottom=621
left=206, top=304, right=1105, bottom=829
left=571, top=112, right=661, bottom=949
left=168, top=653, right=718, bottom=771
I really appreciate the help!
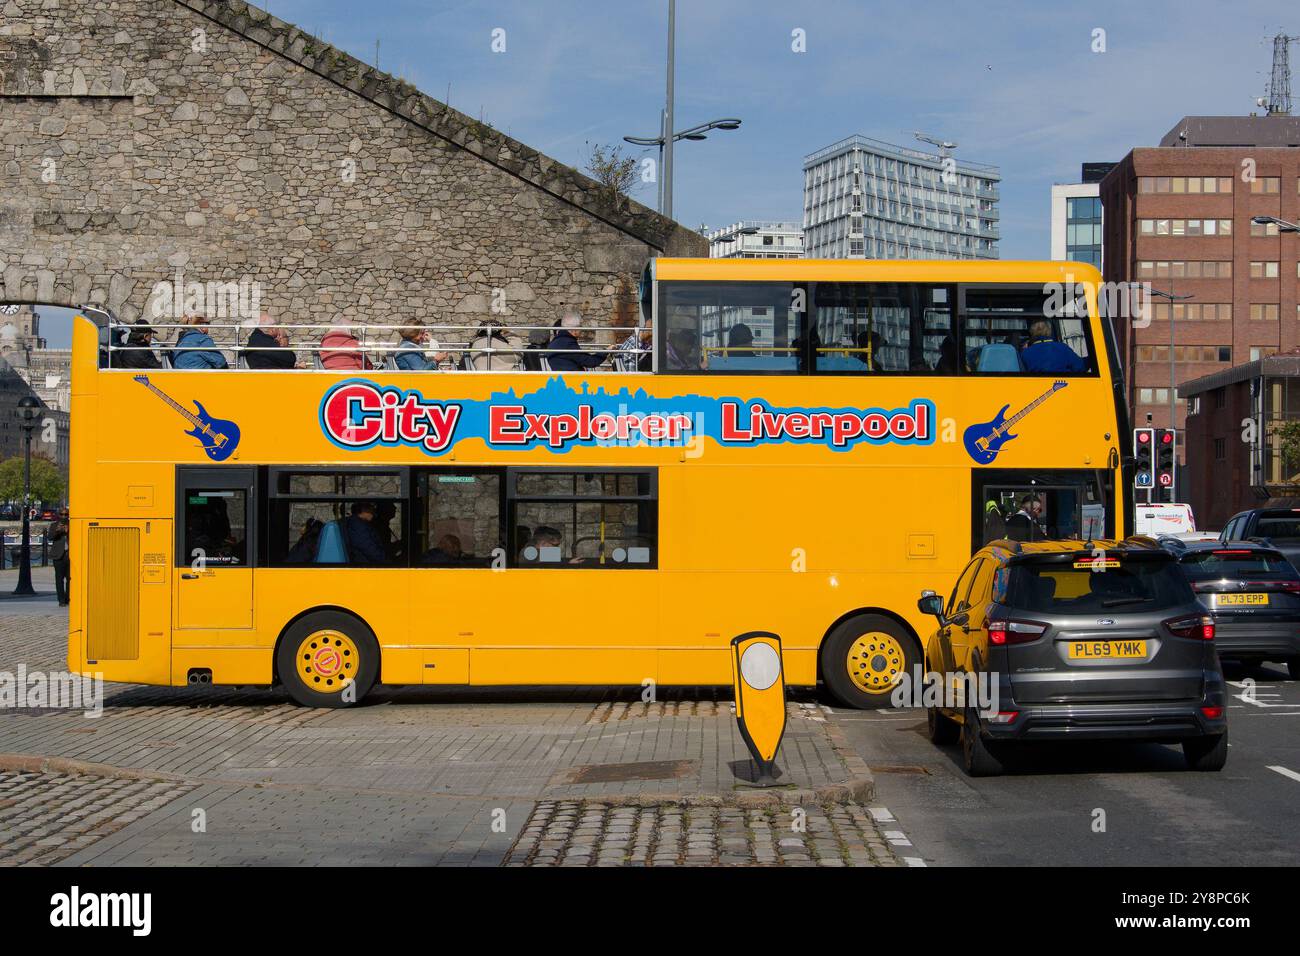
left=86, top=526, right=140, bottom=661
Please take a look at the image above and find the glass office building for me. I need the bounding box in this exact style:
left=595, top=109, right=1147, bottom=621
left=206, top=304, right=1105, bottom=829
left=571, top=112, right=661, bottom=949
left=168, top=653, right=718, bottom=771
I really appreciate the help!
left=802, top=135, right=1001, bottom=260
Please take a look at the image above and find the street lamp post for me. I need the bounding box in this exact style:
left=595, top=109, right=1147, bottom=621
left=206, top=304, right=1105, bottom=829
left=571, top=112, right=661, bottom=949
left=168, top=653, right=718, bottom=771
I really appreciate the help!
left=663, top=0, right=674, bottom=220
left=1146, top=286, right=1194, bottom=442
left=13, top=395, right=41, bottom=596
left=624, top=117, right=742, bottom=216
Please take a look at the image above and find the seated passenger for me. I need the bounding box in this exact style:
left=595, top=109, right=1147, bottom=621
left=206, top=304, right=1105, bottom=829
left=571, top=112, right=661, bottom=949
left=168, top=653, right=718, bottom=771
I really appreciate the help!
left=469, top=321, right=522, bottom=371
left=342, top=501, right=388, bottom=566
left=856, top=330, right=886, bottom=371
left=119, top=320, right=162, bottom=369
left=665, top=329, right=700, bottom=370
left=395, top=318, right=449, bottom=371
left=933, top=334, right=961, bottom=373
left=725, top=323, right=755, bottom=359
left=423, top=533, right=464, bottom=566
left=614, top=324, right=652, bottom=372
left=546, top=313, right=608, bottom=371
left=1020, top=320, right=1084, bottom=373
left=320, top=326, right=373, bottom=371
left=245, top=314, right=297, bottom=369
left=518, top=526, right=576, bottom=564
left=173, top=315, right=228, bottom=370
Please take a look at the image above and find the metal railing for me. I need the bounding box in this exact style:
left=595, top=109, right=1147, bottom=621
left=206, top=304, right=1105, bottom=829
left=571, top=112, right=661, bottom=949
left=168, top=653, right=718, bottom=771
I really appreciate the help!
left=100, top=320, right=653, bottom=373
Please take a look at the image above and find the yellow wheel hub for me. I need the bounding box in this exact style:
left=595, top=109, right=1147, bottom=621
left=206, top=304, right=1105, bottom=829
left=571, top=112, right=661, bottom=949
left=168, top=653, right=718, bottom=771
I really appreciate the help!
left=848, top=632, right=905, bottom=695
left=295, top=629, right=358, bottom=691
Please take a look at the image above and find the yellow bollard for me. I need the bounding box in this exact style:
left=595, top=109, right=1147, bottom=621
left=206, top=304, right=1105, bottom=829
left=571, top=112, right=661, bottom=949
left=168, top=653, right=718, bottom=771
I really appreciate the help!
left=730, top=631, right=787, bottom=786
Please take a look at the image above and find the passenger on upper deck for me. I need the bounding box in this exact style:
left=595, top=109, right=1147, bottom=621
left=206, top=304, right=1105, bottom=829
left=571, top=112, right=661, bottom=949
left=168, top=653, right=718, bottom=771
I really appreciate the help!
left=665, top=328, right=700, bottom=371
left=546, top=313, right=609, bottom=371
left=468, top=321, right=522, bottom=371
left=1020, top=320, right=1084, bottom=374
left=173, top=315, right=228, bottom=370
left=395, top=318, right=450, bottom=371
left=615, top=323, right=652, bottom=372
left=245, top=314, right=297, bottom=370
left=320, top=326, right=373, bottom=371
left=726, top=323, right=756, bottom=359
left=119, top=320, right=162, bottom=369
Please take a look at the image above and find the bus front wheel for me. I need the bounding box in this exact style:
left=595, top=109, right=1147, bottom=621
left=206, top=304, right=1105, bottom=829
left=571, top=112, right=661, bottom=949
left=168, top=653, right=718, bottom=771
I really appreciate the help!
left=276, top=611, right=380, bottom=708
left=821, top=614, right=918, bottom=710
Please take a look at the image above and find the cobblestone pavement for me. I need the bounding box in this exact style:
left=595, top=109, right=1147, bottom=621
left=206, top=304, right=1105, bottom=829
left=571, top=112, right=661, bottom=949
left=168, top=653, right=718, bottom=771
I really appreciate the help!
left=0, top=608, right=883, bottom=866
left=504, top=801, right=902, bottom=867
left=0, top=769, right=196, bottom=866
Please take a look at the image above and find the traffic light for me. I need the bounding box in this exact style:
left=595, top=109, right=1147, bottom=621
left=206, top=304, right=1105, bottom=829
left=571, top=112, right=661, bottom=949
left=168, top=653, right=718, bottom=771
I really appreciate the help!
left=1155, top=428, right=1177, bottom=501
left=1133, top=427, right=1154, bottom=492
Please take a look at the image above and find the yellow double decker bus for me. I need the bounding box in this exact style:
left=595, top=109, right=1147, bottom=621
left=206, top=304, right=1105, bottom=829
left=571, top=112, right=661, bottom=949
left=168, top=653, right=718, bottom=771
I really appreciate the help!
left=66, top=259, right=1130, bottom=709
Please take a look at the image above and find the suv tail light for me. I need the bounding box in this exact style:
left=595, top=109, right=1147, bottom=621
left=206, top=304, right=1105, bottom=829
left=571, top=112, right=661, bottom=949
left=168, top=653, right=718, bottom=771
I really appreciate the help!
left=988, top=619, right=1047, bottom=646
left=1165, top=614, right=1215, bottom=640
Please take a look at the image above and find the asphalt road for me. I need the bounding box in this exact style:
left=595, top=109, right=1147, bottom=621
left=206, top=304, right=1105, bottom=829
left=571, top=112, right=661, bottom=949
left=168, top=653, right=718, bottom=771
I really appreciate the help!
left=832, top=660, right=1300, bottom=866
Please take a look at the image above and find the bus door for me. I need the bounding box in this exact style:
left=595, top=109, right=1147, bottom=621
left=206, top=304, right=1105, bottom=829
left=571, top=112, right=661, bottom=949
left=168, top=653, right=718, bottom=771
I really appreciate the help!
left=175, top=466, right=254, bottom=630
left=971, top=468, right=1112, bottom=552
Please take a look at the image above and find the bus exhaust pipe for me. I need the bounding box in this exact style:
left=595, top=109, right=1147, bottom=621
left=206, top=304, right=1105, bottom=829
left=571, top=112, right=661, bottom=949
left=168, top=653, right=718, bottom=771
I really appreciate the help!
left=187, top=668, right=213, bottom=685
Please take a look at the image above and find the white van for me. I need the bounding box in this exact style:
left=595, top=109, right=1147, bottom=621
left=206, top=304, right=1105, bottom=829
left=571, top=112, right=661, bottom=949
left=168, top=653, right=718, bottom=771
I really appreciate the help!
left=1134, top=502, right=1198, bottom=536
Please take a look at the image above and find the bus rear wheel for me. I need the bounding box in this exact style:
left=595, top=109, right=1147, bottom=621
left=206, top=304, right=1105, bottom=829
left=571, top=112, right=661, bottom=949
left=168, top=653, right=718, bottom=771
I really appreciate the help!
left=276, top=611, right=379, bottom=708
left=822, top=614, right=917, bottom=710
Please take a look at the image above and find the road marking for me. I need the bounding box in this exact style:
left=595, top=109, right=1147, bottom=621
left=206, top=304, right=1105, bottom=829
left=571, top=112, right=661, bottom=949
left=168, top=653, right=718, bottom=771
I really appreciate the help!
left=1267, top=765, right=1300, bottom=784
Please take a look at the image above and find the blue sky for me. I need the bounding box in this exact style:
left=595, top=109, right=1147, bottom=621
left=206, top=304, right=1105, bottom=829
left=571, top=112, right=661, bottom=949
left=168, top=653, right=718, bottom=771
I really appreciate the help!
left=30, top=0, right=1293, bottom=347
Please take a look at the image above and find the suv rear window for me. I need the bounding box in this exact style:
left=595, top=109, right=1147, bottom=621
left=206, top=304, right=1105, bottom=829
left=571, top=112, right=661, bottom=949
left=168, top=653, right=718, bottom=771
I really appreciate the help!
left=1180, top=549, right=1296, bottom=579
left=1254, top=515, right=1300, bottom=541
left=1005, top=554, right=1194, bottom=614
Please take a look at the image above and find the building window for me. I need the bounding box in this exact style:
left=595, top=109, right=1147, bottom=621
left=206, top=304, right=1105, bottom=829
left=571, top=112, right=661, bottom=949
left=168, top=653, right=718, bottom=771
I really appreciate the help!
left=1135, top=346, right=1231, bottom=364
left=1137, top=260, right=1231, bottom=278
left=1152, top=303, right=1231, bottom=321
left=1213, top=389, right=1226, bottom=409
left=1139, top=176, right=1232, bottom=194
left=1251, top=220, right=1280, bottom=237
left=1138, top=387, right=1170, bottom=405
left=1250, top=261, right=1280, bottom=278
left=1249, top=177, right=1280, bottom=194
left=1214, top=437, right=1226, bottom=460
left=1250, top=304, right=1280, bottom=321
left=1139, top=219, right=1231, bottom=236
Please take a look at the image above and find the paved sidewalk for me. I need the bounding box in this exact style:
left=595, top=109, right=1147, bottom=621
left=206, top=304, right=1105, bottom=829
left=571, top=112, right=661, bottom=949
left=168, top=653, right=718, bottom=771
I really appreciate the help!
left=0, top=607, right=880, bottom=866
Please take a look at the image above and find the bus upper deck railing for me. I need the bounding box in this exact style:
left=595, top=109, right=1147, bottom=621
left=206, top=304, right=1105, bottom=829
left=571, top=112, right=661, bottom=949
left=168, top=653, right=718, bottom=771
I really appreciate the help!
left=97, top=319, right=651, bottom=372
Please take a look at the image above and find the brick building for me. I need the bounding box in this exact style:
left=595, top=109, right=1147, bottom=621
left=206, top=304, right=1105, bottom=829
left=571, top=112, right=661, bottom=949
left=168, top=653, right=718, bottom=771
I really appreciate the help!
left=1179, top=354, right=1300, bottom=529
left=1100, top=115, right=1300, bottom=451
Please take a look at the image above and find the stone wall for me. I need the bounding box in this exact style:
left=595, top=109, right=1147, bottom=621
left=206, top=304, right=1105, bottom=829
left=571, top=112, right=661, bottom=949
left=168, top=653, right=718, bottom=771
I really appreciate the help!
left=0, top=0, right=704, bottom=347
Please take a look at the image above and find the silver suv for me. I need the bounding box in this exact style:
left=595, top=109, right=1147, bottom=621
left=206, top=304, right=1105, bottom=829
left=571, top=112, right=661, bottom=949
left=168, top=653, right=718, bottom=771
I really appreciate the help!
left=917, top=538, right=1228, bottom=776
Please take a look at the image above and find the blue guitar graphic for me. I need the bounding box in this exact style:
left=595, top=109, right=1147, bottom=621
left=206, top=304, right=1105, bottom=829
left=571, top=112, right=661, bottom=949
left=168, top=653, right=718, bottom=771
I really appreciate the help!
left=134, top=375, right=241, bottom=462
left=963, top=380, right=1068, bottom=465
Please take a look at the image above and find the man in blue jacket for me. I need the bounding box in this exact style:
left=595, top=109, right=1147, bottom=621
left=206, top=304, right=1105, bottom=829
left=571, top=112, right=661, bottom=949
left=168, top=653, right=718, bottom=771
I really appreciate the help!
left=342, top=501, right=389, bottom=566
left=1020, top=320, right=1084, bottom=374
left=173, top=315, right=229, bottom=369
left=546, top=313, right=609, bottom=371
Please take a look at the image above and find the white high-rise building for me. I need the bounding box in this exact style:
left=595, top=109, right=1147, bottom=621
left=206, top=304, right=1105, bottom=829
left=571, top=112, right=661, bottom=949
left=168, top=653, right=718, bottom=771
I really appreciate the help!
left=706, top=220, right=804, bottom=259
left=802, top=135, right=1000, bottom=260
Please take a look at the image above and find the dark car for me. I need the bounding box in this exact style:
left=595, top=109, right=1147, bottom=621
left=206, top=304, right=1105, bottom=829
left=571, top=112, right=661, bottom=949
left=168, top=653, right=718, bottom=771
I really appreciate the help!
left=1164, top=540, right=1300, bottom=679
left=1220, top=507, right=1300, bottom=568
left=0, top=503, right=17, bottom=521
left=917, top=538, right=1227, bottom=776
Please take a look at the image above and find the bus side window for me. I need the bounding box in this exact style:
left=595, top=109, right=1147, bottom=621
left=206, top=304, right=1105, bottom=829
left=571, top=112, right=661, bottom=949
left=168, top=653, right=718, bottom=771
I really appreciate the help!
left=418, top=470, right=504, bottom=568
left=961, top=286, right=1095, bottom=375
left=810, top=282, right=954, bottom=373
left=658, top=281, right=802, bottom=373
left=508, top=470, right=657, bottom=569
left=183, top=489, right=248, bottom=567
